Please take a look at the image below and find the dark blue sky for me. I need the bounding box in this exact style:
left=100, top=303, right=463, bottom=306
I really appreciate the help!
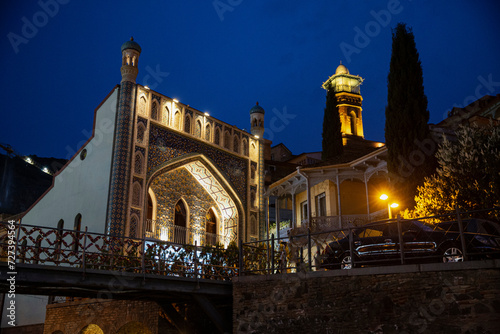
left=1, top=1, right=499, bottom=160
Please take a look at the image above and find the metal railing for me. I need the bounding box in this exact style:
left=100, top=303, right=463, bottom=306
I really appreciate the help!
left=145, top=219, right=230, bottom=246
left=240, top=207, right=500, bottom=275
left=0, top=222, right=238, bottom=281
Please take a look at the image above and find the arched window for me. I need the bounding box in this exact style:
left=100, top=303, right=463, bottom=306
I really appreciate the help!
left=214, top=128, right=220, bottom=145
left=139, top=96, right=147, bottom=114
left=195, top=120, right=202, bottom=138
left=174, top=111, right=181, bottom=129
left=206, top=208, right=217, bottom=245
left=224, top=131, right=231, bottom=150
left=350, top=111, right=357, bottom=135
left=205, top=124, right=211, bottom=141
left=164, top=106, right=170, bottom=125
left=233, top=135, right=239, bottom=154
left=73, top=214, right=82, bottom=253
left=250, top=191, right=256, bottom=209
left=137, top=124, right=145, bottom=144
left=174, top=200, right=187, bottom=244
left=134, top=153, right=143, bottom=175
left=132, top=183, right=141, bottom=207
left=184, top=115, right=191, bottom=134
left=129, top=216, right=138, bottom=239
left=151, top=101, right=159, bottom=120
left=242, top=139, right=248, bottom=156
left=251, top=166, right=256, bottom=179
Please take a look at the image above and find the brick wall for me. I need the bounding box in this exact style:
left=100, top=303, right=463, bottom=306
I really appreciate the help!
left=233, top=261, right=500, bottom=333
left=42, top=299, right=171, bottom=334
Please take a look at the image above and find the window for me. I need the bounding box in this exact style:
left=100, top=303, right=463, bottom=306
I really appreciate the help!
left=195, top=120, right=202, bottom=138
left=242, top=139, right=248, bottom=156
left=134, top=153, right=143, bottom=175
left=205, top=124, right=211, bottom=141
left=224, top=131, right=231, bottom=149
left=214, top=128, right=220, bottom=145
left=301, top=201, right=308, bottom=223
left=350, top=110, right=357, bottom=135
left=184, top=115, right=191, bottom=134
left=137, top=124, right=145, bottom=144
left=151, top=101, right=159, bottom=120
left=233, top=136, right=239, bottom=154
left=129, top=216, right=138, bottom=239
left=164, top=106, right=170, bottom=125
left=174, top=111, right=181, bottom=129
left=316, top=193, right=326, bottom=217
left=132, top=183, right=141, bottom=207
left=139, top=96, right=146, bottom=114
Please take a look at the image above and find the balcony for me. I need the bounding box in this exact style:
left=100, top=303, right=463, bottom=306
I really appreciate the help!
left=145, top=219, right=230, bottom=246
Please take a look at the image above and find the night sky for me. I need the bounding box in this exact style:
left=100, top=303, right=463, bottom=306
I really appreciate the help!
left=1, top=1, right=499, bottom=160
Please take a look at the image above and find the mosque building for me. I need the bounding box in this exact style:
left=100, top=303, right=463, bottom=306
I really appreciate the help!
left=20, top=38, right=268, bottom=246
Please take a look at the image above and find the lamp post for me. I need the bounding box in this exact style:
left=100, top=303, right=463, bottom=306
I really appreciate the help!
left=380, top=194, right=398, bottom=219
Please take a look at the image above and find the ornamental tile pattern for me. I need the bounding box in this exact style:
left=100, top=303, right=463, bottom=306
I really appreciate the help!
left=106, top=81, right=135, bottom=237
left=147, top=123, right=248, bottom=207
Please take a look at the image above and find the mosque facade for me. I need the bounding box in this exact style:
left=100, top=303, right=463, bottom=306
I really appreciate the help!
left=20, top=38, right=267, bottom=246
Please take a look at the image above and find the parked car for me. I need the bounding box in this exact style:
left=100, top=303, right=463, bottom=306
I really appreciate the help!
left=321, top=219, right=500, bottom=270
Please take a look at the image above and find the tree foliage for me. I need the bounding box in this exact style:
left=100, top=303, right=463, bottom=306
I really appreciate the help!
left=385, top=23, right=434, bottom=209
left=413, top=124, right=500, bottom=218
left=322, top=87, right=343, bottom=160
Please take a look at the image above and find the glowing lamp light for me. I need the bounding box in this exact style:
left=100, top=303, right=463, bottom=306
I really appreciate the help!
left=204, top=112, right=210, bottom=116
left=143, top=85, right=150, bottom=90
left=390, top=203, right=399, bottom=208
left=42, top=167, right=50, bottom=174
left=254, top=135, right=260, bottom=139
left=25, top=157, right=33, bottom=164
left=173, top=99, right=179, bottom=103
left=380, top=194, right=388, bottom=201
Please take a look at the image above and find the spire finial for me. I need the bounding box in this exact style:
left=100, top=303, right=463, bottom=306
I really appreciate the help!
left=130, top=36, right=134, bottom=41
left=256, top=101, right=259, bottom=105
left=340, top=60, right=342, bottom=65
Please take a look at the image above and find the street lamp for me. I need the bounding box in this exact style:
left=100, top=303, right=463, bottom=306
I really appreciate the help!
left=380, top=194, right=398, bottom=219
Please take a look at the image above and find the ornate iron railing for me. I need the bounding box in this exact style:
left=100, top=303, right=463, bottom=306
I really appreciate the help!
left=0, top=222, right=238, bottom=281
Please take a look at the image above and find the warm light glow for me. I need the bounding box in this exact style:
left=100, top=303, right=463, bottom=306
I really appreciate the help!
left=380, top=194, right=388, bottom=200
left=254, top=135, right=259, bottom=139
left=25, top=157, right=32, bottom=164
left=144, top=85, right=150, bottom=90
left=42, top=167, right=50, bottom=174
left=173, top=99, right=179, bottom=103
left=204, top=112, right=210, bottom=116
left=390, top=203, right=399, bottom=208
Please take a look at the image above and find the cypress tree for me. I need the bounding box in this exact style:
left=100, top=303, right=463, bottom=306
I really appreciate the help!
left=322, top=87, right=343, bottom=160
left=385, top=23, right=434, bottom=209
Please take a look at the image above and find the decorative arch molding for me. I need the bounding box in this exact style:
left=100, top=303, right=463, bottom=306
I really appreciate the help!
left=146, top=154, right=245, bottom=242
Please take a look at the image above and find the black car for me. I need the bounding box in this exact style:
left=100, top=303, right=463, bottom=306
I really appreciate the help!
left=321, top=219, right=500, bottom=269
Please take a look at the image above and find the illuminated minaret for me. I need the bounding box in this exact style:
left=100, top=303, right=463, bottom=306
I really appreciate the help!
left=249, top=102, right=265, bottom=138
left=106, top=38, right=141, bottom=236
left=322, top=62, right=364, bottom=142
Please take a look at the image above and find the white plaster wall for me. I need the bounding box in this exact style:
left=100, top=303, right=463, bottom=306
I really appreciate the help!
left=21, top=88, right=118, bottom=234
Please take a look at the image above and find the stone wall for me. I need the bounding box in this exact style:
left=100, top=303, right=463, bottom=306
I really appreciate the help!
left=43, top=299, right=174, bottom=334
left=2, top=324, right=44, bottom=334
left=233, top=261, right=500, bottom=333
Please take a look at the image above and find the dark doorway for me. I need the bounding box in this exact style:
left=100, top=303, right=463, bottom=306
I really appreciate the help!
left=206, top=208, right=217, bottom=245
left=174, top=200, right=187, bottom=244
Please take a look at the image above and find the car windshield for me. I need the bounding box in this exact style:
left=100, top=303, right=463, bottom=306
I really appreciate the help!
left=412, top=220, right=444, bottom=232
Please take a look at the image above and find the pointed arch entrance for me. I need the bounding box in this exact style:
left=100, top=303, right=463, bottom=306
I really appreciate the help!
left=147, top=155, right=243, bottom=246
